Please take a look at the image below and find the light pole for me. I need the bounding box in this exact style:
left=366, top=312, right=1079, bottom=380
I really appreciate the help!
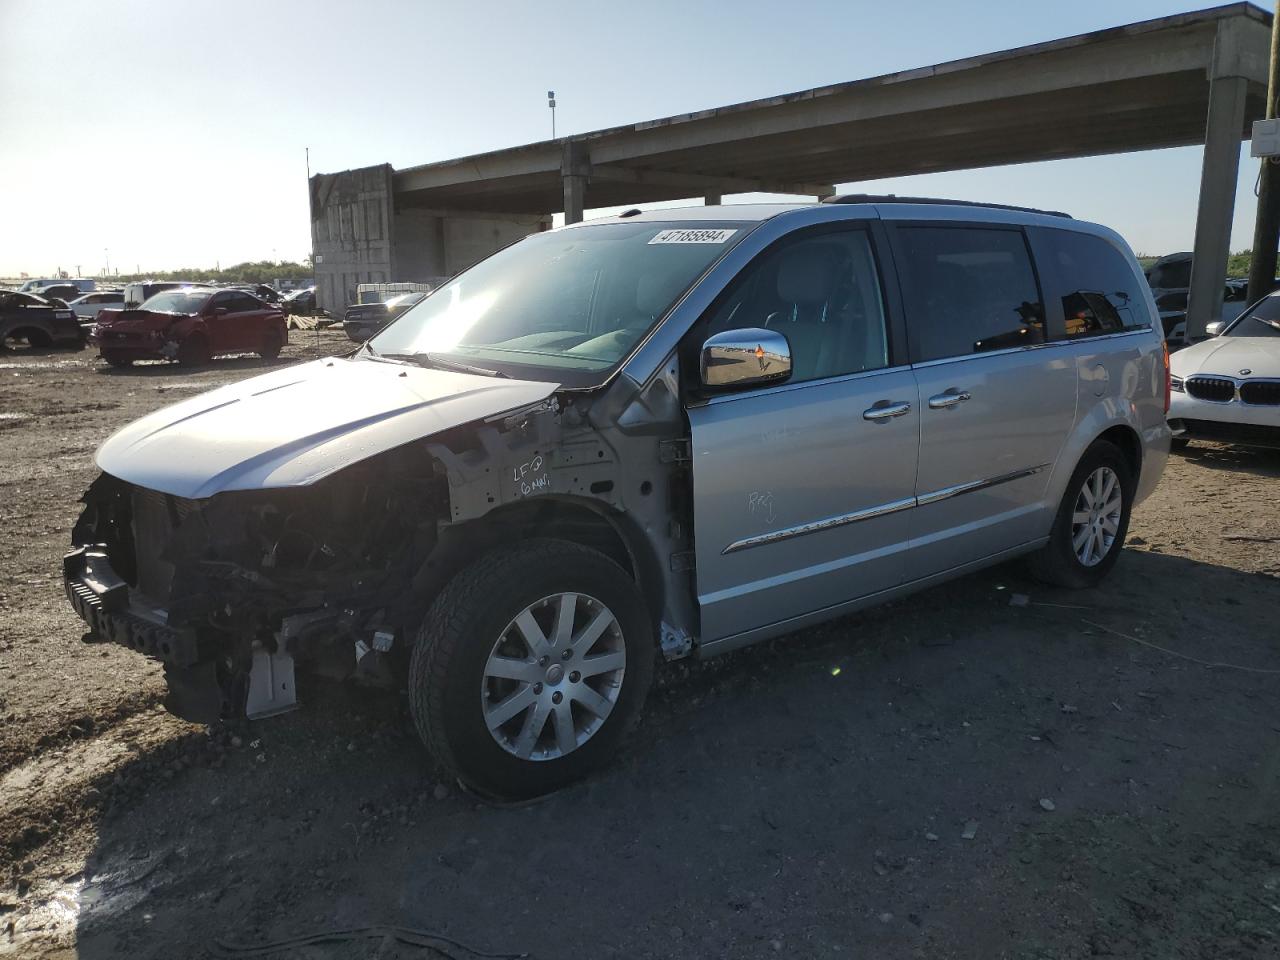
left=104, top=248, right=110, bottom=277
left=548, top=90, right=556, bottom=138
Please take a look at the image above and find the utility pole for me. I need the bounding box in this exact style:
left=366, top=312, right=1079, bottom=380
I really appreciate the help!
left=1248, top=2, right=1280, bottom=304
left=548, top=91, right=556, bottom=138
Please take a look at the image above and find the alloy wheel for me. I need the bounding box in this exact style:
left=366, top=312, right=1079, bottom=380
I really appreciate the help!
left=1071, top=466, right=1123, bottom=567
left=480, top=592, right=626, bottom=761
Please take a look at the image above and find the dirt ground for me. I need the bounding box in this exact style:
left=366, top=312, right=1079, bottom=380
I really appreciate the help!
left=1, top=333, right=1278, bottom=960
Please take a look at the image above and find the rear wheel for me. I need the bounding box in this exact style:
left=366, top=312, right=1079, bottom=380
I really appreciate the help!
left=1030, top=440, right=1134, bottom=589
left=409, top=539, right=655, bottom=799
left=177, top=335, right=210, bottom=367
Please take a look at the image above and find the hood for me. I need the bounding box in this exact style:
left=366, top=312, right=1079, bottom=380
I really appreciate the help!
left=96, top=357, right=560, bottom=499
left=1170, top=335, right=1280, bottom=379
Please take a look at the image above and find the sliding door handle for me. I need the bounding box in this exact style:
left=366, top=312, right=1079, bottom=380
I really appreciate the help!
left=862, top=401, right=912, bottom=421
left=928, top=390, right=971, bottom=410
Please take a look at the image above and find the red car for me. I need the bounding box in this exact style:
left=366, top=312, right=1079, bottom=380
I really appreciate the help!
left=93, top=287, right=287, bottom=368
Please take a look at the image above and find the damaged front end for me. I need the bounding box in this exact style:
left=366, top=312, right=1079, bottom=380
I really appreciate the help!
left=65, top=445, right=447, bottom=723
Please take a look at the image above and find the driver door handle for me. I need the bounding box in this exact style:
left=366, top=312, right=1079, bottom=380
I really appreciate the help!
left=928, top=390, right=972, bottom=410
left=862, top=401, right=912, bottom=421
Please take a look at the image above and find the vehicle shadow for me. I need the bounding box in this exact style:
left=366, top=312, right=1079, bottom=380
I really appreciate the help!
left=1176, top=442, right=1280, bottom=478
left=54, top=548, right=1280, bottom=959
left=94, top=355, right=302, bottom=377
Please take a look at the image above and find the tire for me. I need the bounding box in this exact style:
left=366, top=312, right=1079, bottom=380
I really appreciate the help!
left=409, top=539, right=655, bottom=799
left=177, top=335, right=210, bottom=367
left=259, top=330, right=282, bottom=361
left=1169, top=438, right=1191, bottom=453
left=104, top=354, right=132, bottom=369
left=1029, top=440, right=1134, bottom=589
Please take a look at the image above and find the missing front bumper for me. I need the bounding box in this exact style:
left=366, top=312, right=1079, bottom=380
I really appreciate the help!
left=63, top=546, right=200, bottom=664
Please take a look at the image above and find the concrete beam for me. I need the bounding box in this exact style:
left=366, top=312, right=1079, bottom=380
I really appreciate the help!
left=562, top=141, right=590, bottom=224
left=1187, top=48, right=1249, bottom=340
left=591, top=163, right=833, bottom=198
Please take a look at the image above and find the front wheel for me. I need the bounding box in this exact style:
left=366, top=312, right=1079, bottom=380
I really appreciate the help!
left=1030, top=440, right=1134, bottom=589
left=259, top=330, right=282, bottom=361
left=177, top=335, right=210, bottom=367
left=409, top=539, right=655, bottom=799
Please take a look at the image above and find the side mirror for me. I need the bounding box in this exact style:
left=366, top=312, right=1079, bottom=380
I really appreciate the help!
left=1205, top=320, right=1225, bottom=337
left=700, top=327, right=792, bottom=391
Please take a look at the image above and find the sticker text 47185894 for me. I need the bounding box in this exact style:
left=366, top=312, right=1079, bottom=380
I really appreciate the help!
left=648, top=229, right=738, bottom=245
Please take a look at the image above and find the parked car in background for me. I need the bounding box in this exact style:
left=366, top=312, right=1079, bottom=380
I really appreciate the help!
left=1145, top=251, right=1278, bottom=345
left=0, top=291, right=86, bottom=349
left=17, top=278, right=59, bottom=293
left=35, top=282, right=90, bottom=304
left=93, top=287, right=286, bottom=367
left=230, top=284, right=283, bottom=304
left=69, top=290, right=125, bottom=322
left=122, top=280, right=198, bottom=308
left=281, top=286, right=317, bottom=315
left=1169, top=289, right=1280, bottom=450
left=63, top=198, right=1169, bottom=798
left=18, top=277, right=96, bottom=295
left=343, top=291, right=426, bottom=341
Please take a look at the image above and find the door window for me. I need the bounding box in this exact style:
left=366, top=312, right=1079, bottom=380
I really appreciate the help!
left=700, top=228, right=889, bottom=383
left=1040, top=230, right=1150, bottom=338
left=895, top=226, right=1044, bottom=362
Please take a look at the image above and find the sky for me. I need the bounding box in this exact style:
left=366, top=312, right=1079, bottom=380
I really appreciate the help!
left=0, top=0, right=1269, bottom=278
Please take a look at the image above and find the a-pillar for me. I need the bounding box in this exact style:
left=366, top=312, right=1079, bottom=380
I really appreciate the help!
left=561, top=141, right=590, bottom=225
left=1187, top=20, right=1250, bottom=340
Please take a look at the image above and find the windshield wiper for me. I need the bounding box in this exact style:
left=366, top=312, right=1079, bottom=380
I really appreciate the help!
left=421, top=353, right=509, bottom=378
left=1251, top=315, right=1280, bottom=333
left=361, top=342, right=415, bottom=366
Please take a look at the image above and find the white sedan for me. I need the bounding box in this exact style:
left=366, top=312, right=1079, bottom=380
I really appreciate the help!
left=68, top=291, right=125, bottom=321
left=1169, top=292, right=1280, bottom=450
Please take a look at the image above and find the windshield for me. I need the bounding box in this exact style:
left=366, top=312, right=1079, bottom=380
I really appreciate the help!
left=140, top=290, right=211, bottom=314
left=1225, top=295, right=1280, bottom=338
left=367, top=221, right=748, bottom=383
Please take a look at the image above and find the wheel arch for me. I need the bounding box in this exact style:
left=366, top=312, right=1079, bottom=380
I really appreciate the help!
left=413, top=495, right=666, bottom=637
left=1048, top=405, right=1147, bottom=513
left=2, top=324, right=52, bottom=345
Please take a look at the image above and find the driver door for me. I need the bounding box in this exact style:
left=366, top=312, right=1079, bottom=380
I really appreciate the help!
left=686, top=223, right=920, bottom=644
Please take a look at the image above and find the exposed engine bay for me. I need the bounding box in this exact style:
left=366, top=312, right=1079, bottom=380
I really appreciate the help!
left=64, top=368, right=697, bottom=725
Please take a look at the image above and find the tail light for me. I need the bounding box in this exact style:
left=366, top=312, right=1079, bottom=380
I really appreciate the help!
left=1162, top=340, right=1171, bottom=414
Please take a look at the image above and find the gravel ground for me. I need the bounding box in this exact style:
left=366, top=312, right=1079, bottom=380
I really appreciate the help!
left=1, top=333, right=1278, bottom=959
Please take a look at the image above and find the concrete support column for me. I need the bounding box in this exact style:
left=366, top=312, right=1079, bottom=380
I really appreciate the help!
left=704, top=191, right=722, bottom=206
left=1187, top=29, right=1250, bottom=341
left=561, top=141, right=590, bottom=225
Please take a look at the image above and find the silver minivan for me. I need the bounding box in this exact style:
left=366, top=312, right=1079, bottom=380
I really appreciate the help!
left=64, top=198, right=1170, bottom=797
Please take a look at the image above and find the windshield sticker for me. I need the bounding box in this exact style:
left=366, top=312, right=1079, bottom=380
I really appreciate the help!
left=648, top=228, right=738, bottom=245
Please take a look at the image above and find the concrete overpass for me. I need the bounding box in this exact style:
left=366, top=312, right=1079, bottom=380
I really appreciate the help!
left=310, top=3, right=1272, bottom=336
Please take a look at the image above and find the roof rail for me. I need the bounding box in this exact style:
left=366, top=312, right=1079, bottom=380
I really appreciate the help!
left=821, top=194, right=1072, bottom=219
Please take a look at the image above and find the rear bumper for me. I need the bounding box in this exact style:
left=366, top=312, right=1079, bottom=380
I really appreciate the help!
left=62, top=546, right=199, bottom=664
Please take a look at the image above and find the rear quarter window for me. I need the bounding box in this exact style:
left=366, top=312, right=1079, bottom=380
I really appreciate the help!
left=1041, top=230, right=1150, bottom=338
left=893, top=225, right=1045, bottom=362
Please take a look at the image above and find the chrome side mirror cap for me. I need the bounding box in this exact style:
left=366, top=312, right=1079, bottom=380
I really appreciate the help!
left=1204, top=320, right=1225, bottom=337
left=700, top=327, right=792, bottom=391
